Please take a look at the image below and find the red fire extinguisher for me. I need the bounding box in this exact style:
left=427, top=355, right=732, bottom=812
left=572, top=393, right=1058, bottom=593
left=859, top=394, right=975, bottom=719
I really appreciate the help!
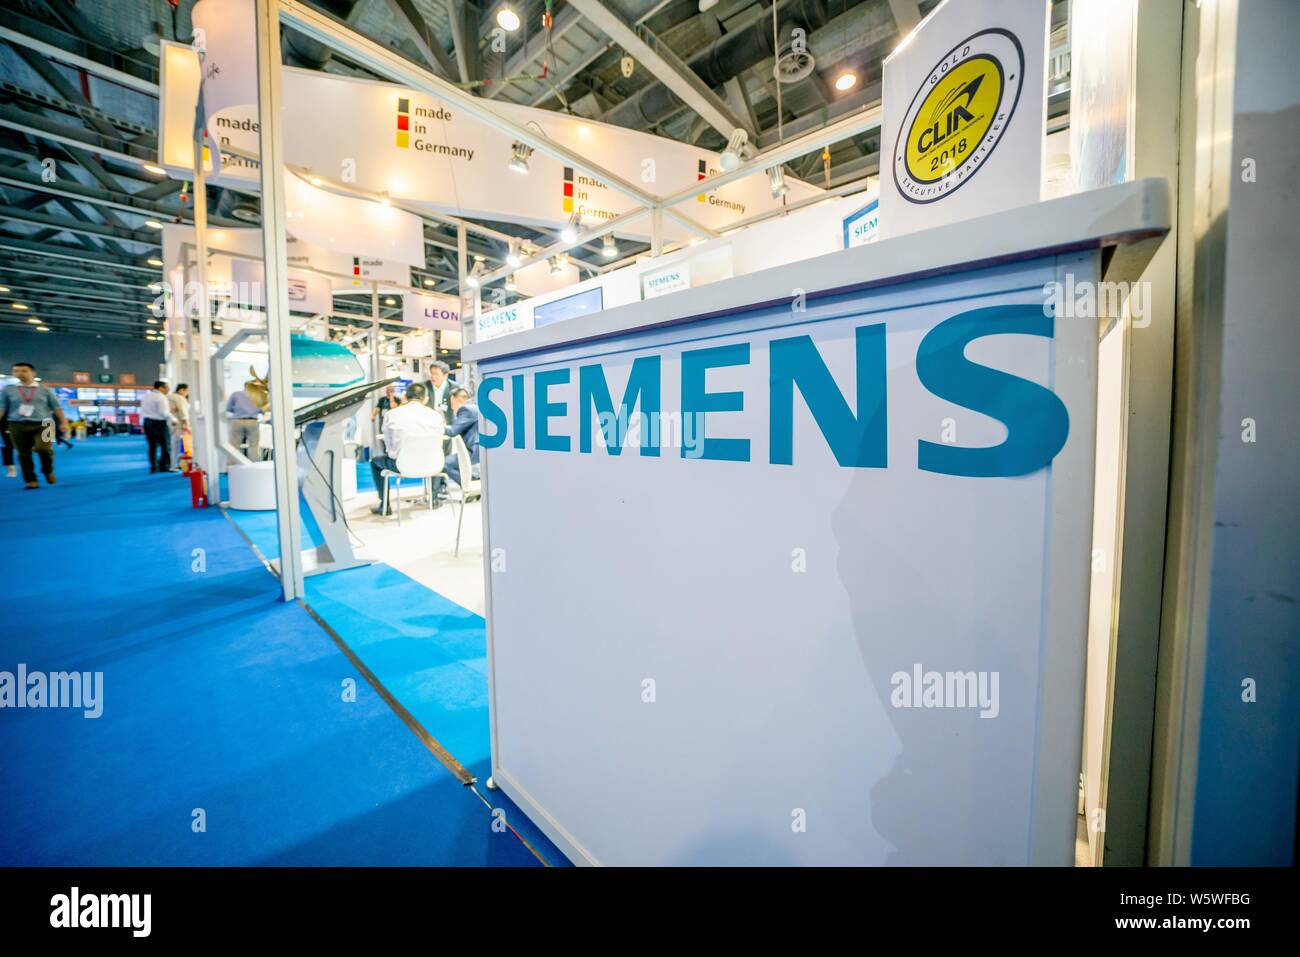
left=189, top=468, right=209, bottom=508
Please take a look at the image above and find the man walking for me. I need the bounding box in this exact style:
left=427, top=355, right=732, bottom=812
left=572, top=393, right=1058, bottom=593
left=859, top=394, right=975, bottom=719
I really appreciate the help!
left=140, top=380, right=174, bottom=473
left=2, top=362, right=68, bottom=490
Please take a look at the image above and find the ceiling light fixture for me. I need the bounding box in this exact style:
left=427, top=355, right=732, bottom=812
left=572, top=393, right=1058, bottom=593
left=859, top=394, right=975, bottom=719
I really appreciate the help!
left=496, top=6, right=521, bottom=32
left=423, top=278, right=436, bottom=287
left=27, top=317, right=40, bottom=324
left=11, top=302, right=28, bottom=310
left=465, top=260, right=486, bottom=289
left=601, top=234, right=619, bottom=258
left=144, top=219, right=164, bottom=230
left=561, top=210, right=582, bottom=244
left=35, top=325, right=49, bottom=332
left=385, top=297, right=397, bottom=306
left=719, top=128, right=751, bottom=171
left=505, top=274, right=517, bottom=292
left=147, top=258, right=164, bottom=266
left=143, top=164, right=166, bottom=176
left=767, top=165, right=789, bottom=199
left=508, top=141, right=533, bottom=174
left=548, top=256, right=565, bottom=276
left=0, top=285, right=8, bottom=293
left=834, top=69, right=858, bottom=92
left=506, top=239, right=522, bottom=268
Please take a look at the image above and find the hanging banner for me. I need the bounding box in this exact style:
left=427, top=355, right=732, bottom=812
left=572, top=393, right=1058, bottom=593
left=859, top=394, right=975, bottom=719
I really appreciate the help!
left=402, top=292, right=461, bottom=331
left=231, top=258, right=333, bottom=315
left=879, top=0, right=1049, bottom=238
left=282, top=171, right=425, bottom=267
left=843, top=196, right=880, bottom=248
left=184, top=0, right=821, bottom=241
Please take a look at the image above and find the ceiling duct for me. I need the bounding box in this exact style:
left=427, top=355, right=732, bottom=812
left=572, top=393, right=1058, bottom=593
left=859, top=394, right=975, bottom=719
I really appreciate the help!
left=601, top=0, right=831, bottom=131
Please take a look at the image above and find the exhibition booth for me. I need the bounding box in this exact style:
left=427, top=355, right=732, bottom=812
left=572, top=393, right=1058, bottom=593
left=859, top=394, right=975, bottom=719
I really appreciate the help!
left=150, top=0, right=1185, bottom=865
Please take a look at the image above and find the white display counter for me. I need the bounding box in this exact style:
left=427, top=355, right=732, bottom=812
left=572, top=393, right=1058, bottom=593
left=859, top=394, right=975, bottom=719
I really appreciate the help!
left=464, top=179, right=1169, bottom=866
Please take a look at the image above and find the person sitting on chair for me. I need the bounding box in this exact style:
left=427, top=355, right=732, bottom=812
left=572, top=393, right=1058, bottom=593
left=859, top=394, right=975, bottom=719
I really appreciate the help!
left=369, top=382, right=443, bottom=516
left=443, top=386, right=479, bottom=489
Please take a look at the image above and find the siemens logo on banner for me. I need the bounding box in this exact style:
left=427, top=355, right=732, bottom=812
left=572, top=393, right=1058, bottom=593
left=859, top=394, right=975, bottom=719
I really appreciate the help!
left=479, top=304, right=1069, bottom=478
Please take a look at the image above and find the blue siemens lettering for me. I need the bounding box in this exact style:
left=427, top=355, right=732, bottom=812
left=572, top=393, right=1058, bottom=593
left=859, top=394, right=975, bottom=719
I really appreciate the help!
left=915, top=304, right=1069, bottom=477
left=475, top=304, right=1069, bottom=477
left=579, top=356, right=661, bottom=456
left=681, top=342, right=750, bottom=462
left=770, top=324, right=887, bottom=467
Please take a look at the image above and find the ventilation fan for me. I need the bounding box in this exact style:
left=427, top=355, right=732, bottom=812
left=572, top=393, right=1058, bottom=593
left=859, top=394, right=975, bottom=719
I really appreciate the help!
left=775, top=46, right=815, bottom=84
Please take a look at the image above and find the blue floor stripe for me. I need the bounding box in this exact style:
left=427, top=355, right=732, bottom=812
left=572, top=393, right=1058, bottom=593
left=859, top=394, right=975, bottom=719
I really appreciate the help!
left=0, top=436, right=548, bottom=865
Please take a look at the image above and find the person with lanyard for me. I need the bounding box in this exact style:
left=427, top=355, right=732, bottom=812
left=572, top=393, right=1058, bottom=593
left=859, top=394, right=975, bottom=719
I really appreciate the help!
left=2, top=362, right=69, bottom=490
left=424, top=360, right=453, bottom=421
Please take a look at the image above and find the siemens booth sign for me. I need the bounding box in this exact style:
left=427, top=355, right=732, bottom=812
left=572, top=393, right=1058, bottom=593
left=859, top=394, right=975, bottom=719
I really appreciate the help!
left=465, top=181, right=1169, bottom=866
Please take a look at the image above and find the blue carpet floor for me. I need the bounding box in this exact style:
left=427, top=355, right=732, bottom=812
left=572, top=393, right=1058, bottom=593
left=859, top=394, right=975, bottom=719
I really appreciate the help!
left=0, top=436, right=552, bottom=865
left=221, top=462, right=560, bottom=855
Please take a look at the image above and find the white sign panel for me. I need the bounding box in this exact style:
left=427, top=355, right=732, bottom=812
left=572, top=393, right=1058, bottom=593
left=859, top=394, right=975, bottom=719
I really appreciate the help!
left=402, top=292, right=461, bottom=331
left=879, top=0, right=1049, bottom=237
left=477, top=304, right=533, bottom=342
left=641, top=263, right=691, bottom=300
left=843, top=197, right=880, bottom=247
left=230, top=258, right=333, bottom=315
left=476, top=247, right=1100, bottom=865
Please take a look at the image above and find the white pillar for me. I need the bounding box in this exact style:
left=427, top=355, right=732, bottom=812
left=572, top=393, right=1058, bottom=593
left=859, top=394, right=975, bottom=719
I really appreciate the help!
left=254, top=0, right=305, bottom=602
left=192, top=159, right=218, bottom=479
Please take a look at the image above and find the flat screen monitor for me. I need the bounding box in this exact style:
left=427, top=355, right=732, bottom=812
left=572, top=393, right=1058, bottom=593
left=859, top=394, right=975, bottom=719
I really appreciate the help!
left=533, top=286, right=604, bottom=328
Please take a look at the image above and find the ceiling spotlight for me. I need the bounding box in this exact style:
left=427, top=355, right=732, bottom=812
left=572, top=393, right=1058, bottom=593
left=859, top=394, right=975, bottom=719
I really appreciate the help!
left=11, top=302, right=28, bottom=310
left=508, top=141, right=534, bottom=174
left=385, top=297, right=397, bottom=305
left=506, top=240, right=523, bottom=268
left=834, top=69, right=858, bottom=92
left=496, top=6, right=521, bottom=31
left=143, top=164, right=166, bottom=176
left=310, top=175, right=323, bottom=187
left=144, top=219, right=164, bottom=230
left=465, top=261, right=486, bottom=288
left=548, top=256, right=565, bottom=276
left=0, top=285, right=8, bottom=293
left=767, top=165, right=789, bottom=199
left=561, top=210, right=582, bottom=244
left=379, top=192, right=391, bottom=207
left=423, top=278, right=436, bottom=287
left=720, top=128, right=751, bottom=171
left=601, top=234, right=619, bottom=258
left=35, top=325, right=49, bottom=332
left=27, top=317, right=40, bottom=324
left=147, top=257, right=164, bottom=266
left=146, top=318, right=158, bottom=325
left=504, top=274, right=517, bottom=292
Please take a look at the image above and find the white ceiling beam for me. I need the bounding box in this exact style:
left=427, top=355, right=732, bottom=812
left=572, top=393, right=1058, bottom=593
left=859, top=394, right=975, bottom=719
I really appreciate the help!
left=565, top=0, right=749, bottom=140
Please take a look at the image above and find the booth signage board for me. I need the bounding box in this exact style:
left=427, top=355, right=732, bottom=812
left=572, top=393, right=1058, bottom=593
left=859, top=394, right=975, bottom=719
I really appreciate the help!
left=843, top=198, right=881, bottom=248
left=641, top=263, right=692, bottom=300
left=879, top=0, right=1049, bottom=238
left=478, top=304, right=533, bottom=343
left=119, top=373, right=136, bottom=386
left=230, top=258, right=333, bottom=315
left=402, top=292, right=461, bottom=331
left=72, top=372, right=90, bottom=384
left=472, top=237, right=1110, bottom=865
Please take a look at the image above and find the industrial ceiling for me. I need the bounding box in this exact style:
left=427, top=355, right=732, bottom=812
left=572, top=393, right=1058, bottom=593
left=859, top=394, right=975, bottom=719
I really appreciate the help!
left=0, top=0, right=1070, bottom=342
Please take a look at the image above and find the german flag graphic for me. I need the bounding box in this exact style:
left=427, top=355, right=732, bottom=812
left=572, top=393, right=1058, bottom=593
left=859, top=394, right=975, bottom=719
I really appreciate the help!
left=697, top=158, right=707, bottom=202
left=396, top=98, right=410, bottom=149
left=352, top=257, right=362, bottom=286
left=562, top=166, right=574, bottom=214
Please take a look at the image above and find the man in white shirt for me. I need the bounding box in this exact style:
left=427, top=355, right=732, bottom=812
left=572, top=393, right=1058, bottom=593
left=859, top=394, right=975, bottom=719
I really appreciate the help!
left=368, top=382, right=444, bottom=515
left=139, top=380, right=176, bottom=473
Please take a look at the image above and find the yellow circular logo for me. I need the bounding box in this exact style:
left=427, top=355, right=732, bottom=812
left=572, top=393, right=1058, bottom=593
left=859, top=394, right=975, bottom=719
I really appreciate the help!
left=892, top=30, right=1025, bottom=204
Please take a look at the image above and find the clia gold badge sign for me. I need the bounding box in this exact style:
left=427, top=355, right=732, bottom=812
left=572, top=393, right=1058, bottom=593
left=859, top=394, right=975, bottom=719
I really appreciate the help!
left=892, top=29, right=1025, bottom=204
